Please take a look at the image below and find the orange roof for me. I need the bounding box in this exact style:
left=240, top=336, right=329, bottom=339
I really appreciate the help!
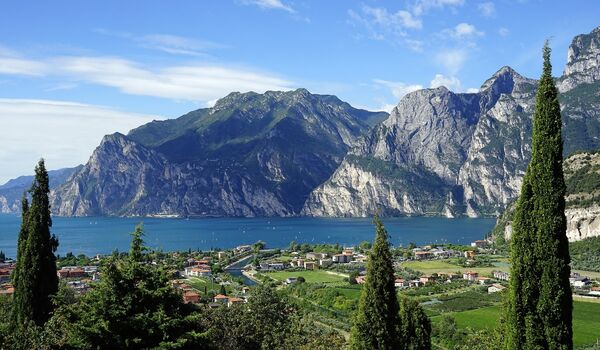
left=214, top=294, right=228, bottom=299
left=184, top=291, right=200, bottom=297
left=228, top=297, right=243, bottom=302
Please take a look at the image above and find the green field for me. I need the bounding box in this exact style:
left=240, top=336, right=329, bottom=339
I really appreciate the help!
left=402, top=259, right=509, bottom=276
left=266, top=270, right=347, bottom=284
left=432, top=301, right=600, bottom=347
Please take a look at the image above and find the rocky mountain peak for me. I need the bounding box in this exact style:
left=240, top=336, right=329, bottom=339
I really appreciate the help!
left=559, top=25, right=600, bottom=92
left=479, top=66, right=535, bottom=95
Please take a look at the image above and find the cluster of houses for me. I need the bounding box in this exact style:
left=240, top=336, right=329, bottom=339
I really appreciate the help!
left=412, top=246, right=464, bottom=260
left=260, top=249, right=367, bottom=272
left=0, top=262, right=15, bottom=284
left=56, top=265, right=100, bottom=294
left=570, top=272, right=592, bottom=288
left=184, top=257, right=212, bottom=277
left=354, top=269, right=509, bottom=294
left=172, top=280, right=248, bottom=307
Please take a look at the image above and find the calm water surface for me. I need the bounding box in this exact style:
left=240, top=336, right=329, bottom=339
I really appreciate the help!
left=0, top=215, right=496, bottom=258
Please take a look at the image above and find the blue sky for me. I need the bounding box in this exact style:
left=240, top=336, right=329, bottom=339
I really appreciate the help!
left=0, top=0, right=599, bottom=183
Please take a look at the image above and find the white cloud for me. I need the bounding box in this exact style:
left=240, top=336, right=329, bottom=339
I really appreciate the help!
left=362, top=6, right=422, bottom=30
left=373, top=79, right=423, bottom=100
left=435, top=48, right=468, bottom=75
left=466, top=87, right=479, bottom=93
left=477, top=2, right=496, bottom=17
left=499, top=27, right=510, bottom=37
left=442, top=23, right=484, bottom=40
left=429, top=74, right=462, bottom=91
left=243, top=0, right=295, bottom=13
left=0, top=51, right=295, bottom=103
left=0, top=56, right=47, bottom=76
left=0, top=99, right=161, bottom=184
left=348, top=5, right=422, bottom=44
left=411, top=0, right=465, bottom=16
left=94, top=29, right=223, bottom=57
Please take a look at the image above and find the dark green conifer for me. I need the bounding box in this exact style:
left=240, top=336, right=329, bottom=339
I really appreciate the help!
left=506, top=42, right=572, bottom=349
left=350, top=215, right=402, bottom=349
left=12, top=159, right=59, bottom=327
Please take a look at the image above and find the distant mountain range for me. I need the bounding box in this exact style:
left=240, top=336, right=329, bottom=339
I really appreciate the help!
left=2, top=26, right=600, bottom=221
left=49, top=89, right=386, bottom=217
left=0, top=166, right=82, bottom=213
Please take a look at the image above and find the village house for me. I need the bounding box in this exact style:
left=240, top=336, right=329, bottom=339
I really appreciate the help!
left=463, top=271, right=479, bottom=282
left=493, top=270, right=510, bottom=281
left=227, top=297, right=244, bottom=307
left=332, top=254, right=352, bottom=263
left=569, top=272, right=592, bottom=288
left=488, top=283, right=506, bottom=294
left=185, top=266, right=212, bottom=277
left=217, top=251, right=227, bottom=260
left=414, top=251, right=433, bottom=260
left=303, top=261, right=317, bottom=270
left=395, top=278, right=408, bottom=288
left=183, top=291, right=201, bottom=304
left=419, top=275, right=434, bottom=284
left=408, top=280, right=422, bottom=288
left=213, top=294, right=229, bottom=304
left=306, top=252, right=328, bottom=260
left=57, top=267, right=86, bottom=279
left=319, top=258, right=333, bottom=267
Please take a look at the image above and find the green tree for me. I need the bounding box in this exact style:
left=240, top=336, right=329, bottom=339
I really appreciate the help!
left=350, top=215, right=402, bottom=349
left=54, top=224, right=207, bottom=349
left=11, top=159, right=59, bottom=327
left=398, top=297, right=431, bottom=350
left=506, top=43, right=572, bottom=349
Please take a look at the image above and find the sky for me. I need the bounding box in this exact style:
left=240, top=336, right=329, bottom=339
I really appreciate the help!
left=0, top=0, right=599, bottom=183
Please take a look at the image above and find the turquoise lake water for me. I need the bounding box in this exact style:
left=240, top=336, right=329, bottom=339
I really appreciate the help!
left=0, top=214, right=496, bottom=258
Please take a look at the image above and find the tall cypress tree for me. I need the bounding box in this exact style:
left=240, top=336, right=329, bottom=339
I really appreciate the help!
left=506, top=43, right=572, bottom=349
left=350, top=215, right=402, bottom=349
left=12, top=159, right=59, bottom=327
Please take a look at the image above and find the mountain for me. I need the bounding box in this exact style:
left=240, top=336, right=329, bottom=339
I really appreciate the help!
left=0, top=166, right=82, bottom=213
left=51, top=89, right=387, bottom=217
left=493, top=151, right=600, bottom=242
left=302, top=26, right=600, bottom=218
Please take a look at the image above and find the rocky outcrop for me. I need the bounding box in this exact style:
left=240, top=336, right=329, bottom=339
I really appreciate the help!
left=51, top=89, right=386, bottom=217
left=558, top=27, right=600, bottom=92
left=304, top=26, right=600, bottom=218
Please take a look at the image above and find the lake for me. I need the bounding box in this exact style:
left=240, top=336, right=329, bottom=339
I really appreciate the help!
left=0, top=214, right=496, bottom=258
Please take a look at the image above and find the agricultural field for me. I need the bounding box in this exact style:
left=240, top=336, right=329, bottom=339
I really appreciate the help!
left=431, top=301, right=600, bottom=347
left=266, top=270, right=348, bottom=284
left=402, top=259, right=510, bottom=276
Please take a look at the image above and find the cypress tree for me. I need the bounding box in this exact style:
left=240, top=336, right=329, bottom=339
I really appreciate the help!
left=350, top=215, right=402, bottom=349
left=12, top=159, right=59, bottom=327
left=506, top=43, right=572, bottom=349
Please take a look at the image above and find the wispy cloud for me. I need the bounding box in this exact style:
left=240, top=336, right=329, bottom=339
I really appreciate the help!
left=411, top=0, right=465, bottom=16
left=0, top=99, right=161, bottom=183
left=94, top=29, right=224, bottom=57
left=348, top=5, right=422, bottom=49
left=499, top=27, right=510, bottom=37
left=242, top=0, right=295, bottom=13
left=0, top=48, right=295, bottom=103
left=477, top=2, right=496, bottom=17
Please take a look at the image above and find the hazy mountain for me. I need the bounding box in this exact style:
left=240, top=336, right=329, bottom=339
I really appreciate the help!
left=0, top=166, right=82, bottom=213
